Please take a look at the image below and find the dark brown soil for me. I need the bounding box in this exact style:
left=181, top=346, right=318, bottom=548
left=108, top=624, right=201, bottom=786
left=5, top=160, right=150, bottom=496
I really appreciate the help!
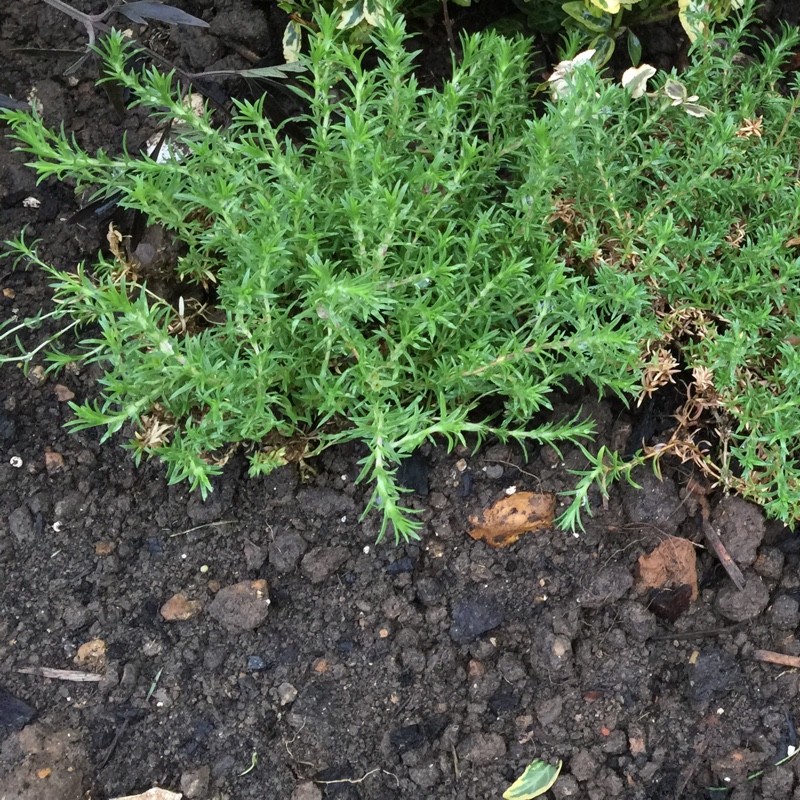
left=3, top=3, right=800, bottom=800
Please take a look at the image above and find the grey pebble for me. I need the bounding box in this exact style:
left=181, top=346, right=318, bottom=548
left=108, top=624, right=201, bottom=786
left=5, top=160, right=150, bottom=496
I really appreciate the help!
left=450, top=597, right=504, bottom=644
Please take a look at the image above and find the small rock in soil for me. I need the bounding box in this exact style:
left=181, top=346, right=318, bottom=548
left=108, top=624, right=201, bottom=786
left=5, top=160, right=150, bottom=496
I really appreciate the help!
left=715, top=573, right=770, bottom=621
left=160, top=593, right=203, bottom=622
left=457, top=732, right=506, bottom=765
left=247, top=655, right=266, bottom=671
left=390, top=723, right=426, bottom=754
left=769, top=595, right=800, bottom=630
left=207, top=580, right=270, bottom=630
left=397, top=449, right=429, bottom=496
left=712, top=496, right=766, bottom=568
left=243, top=538, right=266, bottom=571
left=619, top=600, right=658, bottom=642
left=449, top=597, right=505, bottom=644
left=180, top=764, right=211, bottom=799
left=0, top=688, right=36, bottom=735
left=300, top=546, right=349, bottom=584
left=386, top=556, right=414, bottom=575
left=268, top=530, right=307, bottom=573
left=8, top=506, right=35, bottom=542
left=620, top=470, right=687, bottom=535
left=686, top=648, right=740, bottom=706
left=74, top=638, right=106, bottom=670
left=576, top=565, right=633, bottom=608
left=278, top=682, right=297, bottom=705
left=291, top=782, right=322, bottom=800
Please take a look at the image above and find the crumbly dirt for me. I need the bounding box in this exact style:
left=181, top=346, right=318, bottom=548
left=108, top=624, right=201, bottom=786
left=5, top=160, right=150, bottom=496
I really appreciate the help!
left=3, top=3, right=800, bottom=800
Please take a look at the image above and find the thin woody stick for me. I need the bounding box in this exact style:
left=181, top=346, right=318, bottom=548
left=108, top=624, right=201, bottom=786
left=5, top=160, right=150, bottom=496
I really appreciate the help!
left=753, top=650, right=800, bottom=669
left=18, top=666, right=104, bottom=682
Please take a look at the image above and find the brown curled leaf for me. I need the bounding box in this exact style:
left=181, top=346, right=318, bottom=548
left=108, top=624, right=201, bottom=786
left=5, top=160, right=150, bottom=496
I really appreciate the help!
left=468, top=492, right=556, bottom=547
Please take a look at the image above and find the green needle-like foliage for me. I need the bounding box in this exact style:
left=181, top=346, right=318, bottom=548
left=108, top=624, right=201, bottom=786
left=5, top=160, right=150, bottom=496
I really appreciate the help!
left=3, top=0, right=800, bottom=540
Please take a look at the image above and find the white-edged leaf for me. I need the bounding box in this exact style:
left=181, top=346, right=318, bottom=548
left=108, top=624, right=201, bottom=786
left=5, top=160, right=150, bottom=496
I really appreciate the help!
left=683, top=102, right=713, bottom=117
left=282, top=20, right=302, bottom=63
left=364, top=0, right=387, bottom=26
left=503, top=759, right=563, bottom=800
left=678, top=0, right=709, bottom=42
left=663, top=78, right=687, bottom=103
left=587, top=0, right=621, bottom=13
left=337, top=0, right=366, bottom=30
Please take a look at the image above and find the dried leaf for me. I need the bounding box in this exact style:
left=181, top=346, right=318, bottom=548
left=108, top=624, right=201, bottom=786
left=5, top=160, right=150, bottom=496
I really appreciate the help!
left=469, top=492, right=556, bottom=547
left=637, top=537, right=698, bottom=600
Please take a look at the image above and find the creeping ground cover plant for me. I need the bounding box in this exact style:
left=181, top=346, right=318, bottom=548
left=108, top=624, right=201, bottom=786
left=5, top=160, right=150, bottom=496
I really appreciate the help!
left=2, top=0, right=800, bottom=541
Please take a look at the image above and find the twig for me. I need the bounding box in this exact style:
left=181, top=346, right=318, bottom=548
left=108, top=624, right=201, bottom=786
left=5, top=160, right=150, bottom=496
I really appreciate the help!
left=18, top=666, right=103, bottom=682
left=168, top=519, right=235, bottom=537
left=687, top=479, right=746, bottom=591
left=753, top=650, right=800, bottom=669
left=441, top=0, right=457, bottom=59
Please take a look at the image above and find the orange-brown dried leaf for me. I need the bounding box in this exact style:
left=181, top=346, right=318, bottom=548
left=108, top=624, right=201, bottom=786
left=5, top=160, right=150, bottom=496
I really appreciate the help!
left=637, top=537, right=698, bottom=600
left=468, top=492, right=556, bottom=548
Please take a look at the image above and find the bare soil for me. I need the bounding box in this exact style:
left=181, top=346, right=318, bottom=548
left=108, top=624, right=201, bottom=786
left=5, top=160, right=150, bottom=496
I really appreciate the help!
left=3, top=2, right=800, bottom=800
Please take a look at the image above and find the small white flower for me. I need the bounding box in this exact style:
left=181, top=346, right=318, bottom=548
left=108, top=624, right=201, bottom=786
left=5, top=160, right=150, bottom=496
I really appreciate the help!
left=621, top=64, right=656, bottom=99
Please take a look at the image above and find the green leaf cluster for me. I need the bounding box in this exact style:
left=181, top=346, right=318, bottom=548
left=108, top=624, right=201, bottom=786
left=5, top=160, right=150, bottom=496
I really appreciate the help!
left=3, top=1, right=800, bottom=539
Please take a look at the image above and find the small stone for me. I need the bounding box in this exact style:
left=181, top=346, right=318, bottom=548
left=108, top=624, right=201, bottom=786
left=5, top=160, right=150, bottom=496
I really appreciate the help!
left=300, top=546, right=349, bottom=584
left=9, top=506, right=35, bottom=542
left=0, top=689, right=36, bottom=733
left=243, top=538, right=266, bottom=571
left=450, top=597, right=505, bottom=644
left=715, top=574, right=770, bottom=622
left=247, top=655, right=266, bottom=671
left=53, top=384, right=75, bottom=402
left=278, top=682, right=297, bottom=705
left=484, top=464, right=504, bottom=479
left=74, top=639, right=106, bottom=670
left=95, top=541, right=115, bottom=556
left=44, top=450, right=65, bottom=473
left=160, top=593, right=203, bottom=622
left=457, top=732, right=506, bottom=765
left=428, top=491, right=448, bottom=510
left=207, top=580, right=270, bottom=630
left=180, top=764, right=211, bottom=799
left=291, top=781, right=322, bottom=800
